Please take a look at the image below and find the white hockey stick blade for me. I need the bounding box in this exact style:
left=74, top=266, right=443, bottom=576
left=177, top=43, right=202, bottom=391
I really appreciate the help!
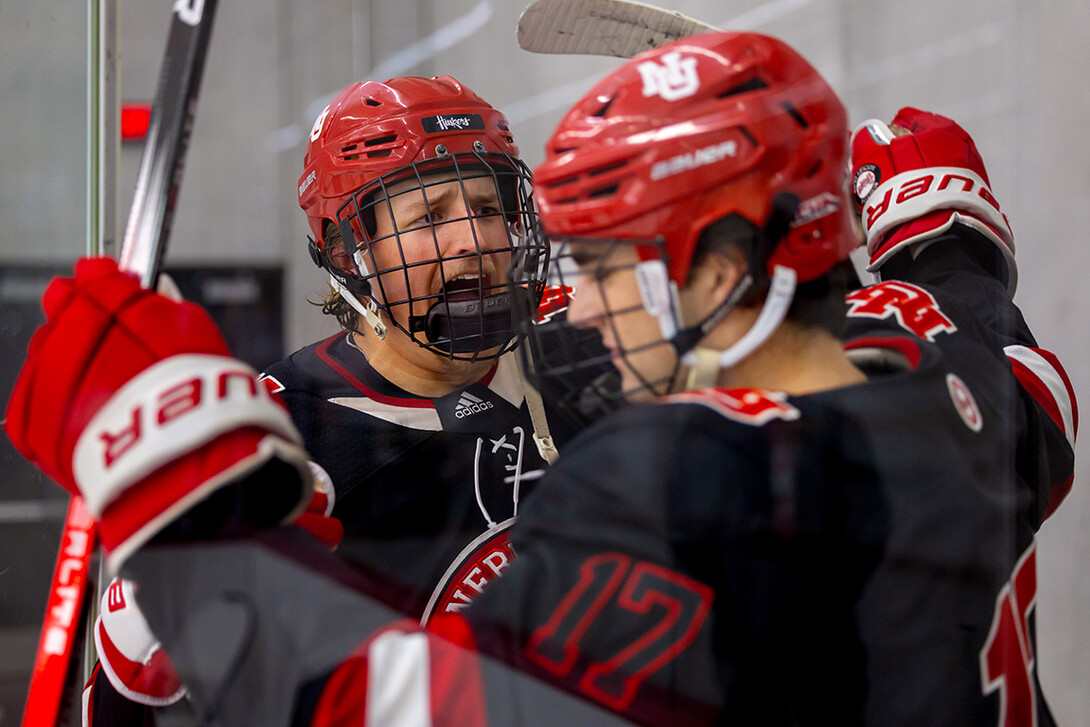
left=517, top=0, right=717, bottom=58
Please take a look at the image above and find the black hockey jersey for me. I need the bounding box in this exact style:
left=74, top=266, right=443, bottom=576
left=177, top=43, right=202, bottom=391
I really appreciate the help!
left=466, top=239, right=1076, bottom=726
left=105, top=236, right=1075, bottom=727
left=260, top=335, right=553, bottom=621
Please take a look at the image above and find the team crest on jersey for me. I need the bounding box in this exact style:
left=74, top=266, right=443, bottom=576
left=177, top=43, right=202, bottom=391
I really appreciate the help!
left=667, top=387, right=801, bottom=426
left=637, top=51, right=700, bottom=101
left=421, top=519, right=516, bottom=623
left=846, top=282, right=957, bottom=341
left=946, top=373, right=983, bottom=432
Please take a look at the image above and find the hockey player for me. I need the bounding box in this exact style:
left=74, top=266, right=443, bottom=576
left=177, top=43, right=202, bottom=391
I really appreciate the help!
left=263, top=75, right=557, bottom=622
left=5, top=31, right=1075, bottom=727
left=459, top=31, right=1077, bottom=726
left=75, top=75, right=561, bottom=724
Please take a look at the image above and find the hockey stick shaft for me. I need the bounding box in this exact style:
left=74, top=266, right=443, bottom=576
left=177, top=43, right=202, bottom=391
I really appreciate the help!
left=20, top=499, right=96, bottom=727
left=119, top=0, right=219, bottom=287
left=517, top=0, right=716, bottom=59
left=22, top=3, right=220, bottom=725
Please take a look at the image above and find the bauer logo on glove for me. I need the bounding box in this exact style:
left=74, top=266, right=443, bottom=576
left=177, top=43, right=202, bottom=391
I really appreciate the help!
left=848, top=108, right=1017, bottom=293
left=72, top=354, right=302, bottom=519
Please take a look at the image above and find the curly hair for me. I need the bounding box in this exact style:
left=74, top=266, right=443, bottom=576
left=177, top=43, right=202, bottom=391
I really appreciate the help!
left=315, top=284, right=360, bottom=332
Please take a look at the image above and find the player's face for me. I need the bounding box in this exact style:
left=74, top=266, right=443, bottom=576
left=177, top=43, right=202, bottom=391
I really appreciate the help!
left=566, top=241, right=679, bottom=401
left=368, top=171, right=513, bottom=350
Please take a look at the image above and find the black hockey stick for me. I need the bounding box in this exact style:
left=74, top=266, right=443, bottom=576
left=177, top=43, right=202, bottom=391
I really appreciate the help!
left=119, top=0, right=219, bottom=287
left=517, top=0, right=715, bottom=59
left=21, top=3, right=220, bottom=725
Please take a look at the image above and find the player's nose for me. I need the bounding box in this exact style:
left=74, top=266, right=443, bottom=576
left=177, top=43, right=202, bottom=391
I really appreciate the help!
left=567, top=274, right=605, bottom=330
left=435, top=213, right=482, bottom=257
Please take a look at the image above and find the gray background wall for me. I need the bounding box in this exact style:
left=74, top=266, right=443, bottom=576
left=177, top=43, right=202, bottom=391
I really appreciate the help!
left=0, top=0, right=1086, bottom=723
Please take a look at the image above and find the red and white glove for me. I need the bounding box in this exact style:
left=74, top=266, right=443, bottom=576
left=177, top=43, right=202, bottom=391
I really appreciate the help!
left=4, top=257, right=313, bottom=571
left=92, top=577, right=186, bottom=707
left=292, top=462, right=343, bottom=550
left=849, top=107, right=1016, bottom=293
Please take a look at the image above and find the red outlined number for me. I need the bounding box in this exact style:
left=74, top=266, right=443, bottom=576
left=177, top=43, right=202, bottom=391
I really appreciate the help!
left=527, top=553, right=630, bottom=676
left=980, top=542, right=1038, bottom=727
left=527, top=553, right=714, bottom=710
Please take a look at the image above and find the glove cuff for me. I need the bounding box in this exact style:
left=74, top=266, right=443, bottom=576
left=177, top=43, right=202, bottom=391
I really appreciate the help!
left=866, top=210, right=1019, bottom=293
left=859, top=166, right=1017, bottom=293
left=72, top=354, right=312, bottom=570
left=99, top=431, right=313, bottom=572
left=74, top=355, right=301, bottom=514
left=94, top=578, right=187, bottom=707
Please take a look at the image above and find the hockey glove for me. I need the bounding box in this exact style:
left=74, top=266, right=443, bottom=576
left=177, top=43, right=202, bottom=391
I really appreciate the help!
left=849, top=107, right=1017, bottom=293
left=4, top=257, right=312, bottom=571
left=92, top=577, right=186, bottom=707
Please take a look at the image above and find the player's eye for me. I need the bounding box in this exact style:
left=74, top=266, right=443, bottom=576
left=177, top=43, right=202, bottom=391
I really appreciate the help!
left=468, top=196, right=506, bottom=220
left=400, top=211, right=438, bottom=230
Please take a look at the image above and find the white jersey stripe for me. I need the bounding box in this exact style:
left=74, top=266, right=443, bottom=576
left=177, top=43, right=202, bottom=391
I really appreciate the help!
left=328, top=396, right=444, bottom=431
left=366, top=630, right=433, bottom=727
left=1005, top=345, right=1076, bottom=450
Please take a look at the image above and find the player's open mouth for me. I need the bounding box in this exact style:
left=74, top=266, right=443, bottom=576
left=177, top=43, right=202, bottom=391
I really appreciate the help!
left=441, top=273, right=492, bottom=302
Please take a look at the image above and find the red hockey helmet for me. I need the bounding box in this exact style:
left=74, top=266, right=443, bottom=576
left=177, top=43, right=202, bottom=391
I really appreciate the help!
left=522, top=32, right=854, bottom=422
left=533, top=30, right=853, bottom=286
left=299, top=76, right=522, bottom=251
left=297, top=76, right=547, bottom=360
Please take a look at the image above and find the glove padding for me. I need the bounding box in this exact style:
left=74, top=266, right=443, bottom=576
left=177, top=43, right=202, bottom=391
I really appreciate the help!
left=5, top=258, right=312, bottom=570
left=849, top=107, right=1016, bottom=293
left=93, top=577, right=186, bottom=707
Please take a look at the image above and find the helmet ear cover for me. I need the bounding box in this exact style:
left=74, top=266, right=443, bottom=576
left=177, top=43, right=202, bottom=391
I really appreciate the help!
left=302, top=221, right=373, bottom=300
left=689, top=200, right=853, bottom=337
left=689, top=194, right=800, bottom=297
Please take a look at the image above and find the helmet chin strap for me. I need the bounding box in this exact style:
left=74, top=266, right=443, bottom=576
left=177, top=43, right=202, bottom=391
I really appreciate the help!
left=330, top=275, right=387, bottom=340
left=680, top=265, right=797, bottom=390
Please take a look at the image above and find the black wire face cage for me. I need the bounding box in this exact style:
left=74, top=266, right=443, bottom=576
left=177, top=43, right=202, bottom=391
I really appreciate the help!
left=333, top=151, right=548, bottom=361
left=515, top=236, right=681, bottom=431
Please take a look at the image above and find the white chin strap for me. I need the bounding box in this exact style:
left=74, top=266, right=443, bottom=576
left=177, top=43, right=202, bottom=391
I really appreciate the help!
left=330, top=275, right=387, bottom=340
left=680, top=264, right=797, bottom=390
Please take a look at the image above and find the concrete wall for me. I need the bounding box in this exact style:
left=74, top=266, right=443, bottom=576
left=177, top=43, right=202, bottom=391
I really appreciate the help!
left=0, top=0, right=1086, bottom=722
